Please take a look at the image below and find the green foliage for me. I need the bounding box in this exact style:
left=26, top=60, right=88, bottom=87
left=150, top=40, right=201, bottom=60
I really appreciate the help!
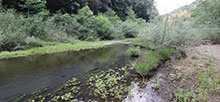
left=198, top=88, right=208, bottom=101
left=0, top=40, right=125, bottom=59
left=25, top=15, right=53, bottom=40
left=49, top=13, right=81, bottom=40
left=138, top=17, right=203, bottom=48
left=2, top=0, right=157, bottom=21
left=191, top=56, right=198, bottom=60
left=88, top=68, right=130, bottom=101
left=104, top=9, right=120, bottom=24
left=61, top=93, right=74, bottom=101
left=19, top=0, right=47, bottom=14
left=126, top=8, right=137, bottom=22
left=135, top=51, right=161, bottom=75
left=135, top=62, right=150, bottom=75
left=211, top=73, right=219, bottom=93
left=192, top=0, right=220, bottom=44
left=126, top=8, right=147, bottom=25
left=75, top=6, right=100, bottom=41
left=76, top=6, right=95, bottom=25
left=192, top=0, right=220, bottom=26
left=0, top=2, right=150, bottom=51
left=0, top=10, right=27, bottom=51
left=202, top=25, right=220, bottom=44
left=94, top=14, right=112, bottom=40
left=174, top=88, right=197, bottom=102
left=119, top=20, right=141, bottom=38
left=25, top=36, right=44, bottom=48
left=133, top=40, right=147, bottom=48
left=127, top=48, right=140, bottom=57
left=159, top=48, right=173, bottom=59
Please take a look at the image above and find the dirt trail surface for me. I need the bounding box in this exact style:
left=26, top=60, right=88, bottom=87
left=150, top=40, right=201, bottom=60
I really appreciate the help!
left=124, top=44, right=220, bottom=102
left=169, top=44, right=220, bottom=102
left=174, top=44, right=220, bottom=74
left=195, top=45, right=220, bottom=72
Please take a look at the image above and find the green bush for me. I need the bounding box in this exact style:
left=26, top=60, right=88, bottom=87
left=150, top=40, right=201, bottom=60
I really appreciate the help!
left=120, top=21, right=140, bottom=38
left=204, top=26, right=220, bottom=44
left=25, top=16, right=52, bottom=40
left=209, top=33, right=220, bottom=44
left=138, top=18, right=203, bottom=48
left=127, top=48, right=141, bottom=57
left=104, top=9, right=120, bottom=24
left=49, top=13, right=82, bottom=39
left=75, top=6, right=99, bottom=41
left=94, top=14, right=112, bottom=40
left=0, top=10, right=27, bottom=51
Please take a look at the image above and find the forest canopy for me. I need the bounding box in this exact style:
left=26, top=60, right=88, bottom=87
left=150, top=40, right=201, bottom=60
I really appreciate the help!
left=2, top=0, right=158, bottom=21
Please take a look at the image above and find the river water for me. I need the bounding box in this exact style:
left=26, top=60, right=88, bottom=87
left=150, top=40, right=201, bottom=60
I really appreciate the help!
left=0, top=44, right=132, bottom=102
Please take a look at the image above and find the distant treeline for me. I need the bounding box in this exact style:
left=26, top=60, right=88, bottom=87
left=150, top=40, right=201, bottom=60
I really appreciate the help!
left=2, top=0, right=157, bottom=21
left=0, top=0, right=158, bottom=51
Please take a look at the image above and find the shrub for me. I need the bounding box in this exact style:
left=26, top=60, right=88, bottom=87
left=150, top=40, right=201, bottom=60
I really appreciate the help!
left=138, top=18, right=203, bottom=48
left=120, top=21, right=141, bottom=38
left=25, top=16, right=52, bottom=40
left=127, top=48, right=141, bottom=57
left=75, top=6, right=99, bottom=41
left=202, top=25, right=220, bottom=44
left=94, top=14, right=112, bottom=40
left=106, top=24, right=124, bottom=40
left=104, top=9, right=120, bottom=24
left=0, top=10, right=27, bottom=51
left=49, top=13, right=82, bottom=39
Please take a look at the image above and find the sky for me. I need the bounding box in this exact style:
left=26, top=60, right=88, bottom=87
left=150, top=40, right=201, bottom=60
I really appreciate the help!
left=155, top=0, right=197, bottom=15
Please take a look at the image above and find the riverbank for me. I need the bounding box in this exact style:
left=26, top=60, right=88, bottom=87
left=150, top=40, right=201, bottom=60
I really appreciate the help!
left=0, top=39, right=135, bottom=60
left=13, top=44, right=175, bottom=102
left=127, top=44, right=220, bottom=102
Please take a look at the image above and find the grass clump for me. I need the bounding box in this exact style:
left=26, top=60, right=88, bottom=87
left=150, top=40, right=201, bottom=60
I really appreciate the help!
left=191, top=55, right=198, bottom=60
left=135, top=62, right=150, bottom=75
left=133, top=40, right=147, bottom=48
left=159, top=48, right=173, bottom=60
left=135, top=51, right=161, bottom=75
left=127, top=48, right=141, bottom=57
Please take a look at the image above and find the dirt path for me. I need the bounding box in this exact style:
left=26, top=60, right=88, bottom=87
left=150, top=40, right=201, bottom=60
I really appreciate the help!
left=176, top=44, right=220, bottom=73
left=166, top=44, right=220, bottom=102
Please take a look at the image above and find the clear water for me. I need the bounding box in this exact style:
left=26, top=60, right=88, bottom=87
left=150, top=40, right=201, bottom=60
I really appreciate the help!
left=0, top=44, right=132, bottom=102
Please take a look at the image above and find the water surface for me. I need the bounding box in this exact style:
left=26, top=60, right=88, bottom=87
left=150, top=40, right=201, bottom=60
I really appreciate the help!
left=0, top=44, right=131, bottom=102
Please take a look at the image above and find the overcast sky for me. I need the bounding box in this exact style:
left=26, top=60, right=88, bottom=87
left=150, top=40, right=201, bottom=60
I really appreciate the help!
left=155, top=0, right=197, bottom=15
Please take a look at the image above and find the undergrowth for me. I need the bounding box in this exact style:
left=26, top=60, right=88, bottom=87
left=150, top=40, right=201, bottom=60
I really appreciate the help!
left=127, top=48, right=141, bottom=57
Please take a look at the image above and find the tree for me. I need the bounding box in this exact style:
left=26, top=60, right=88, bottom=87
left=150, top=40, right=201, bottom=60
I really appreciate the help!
left=2, top=0, right=157, bottom=21
left=193, top=0, right=220, bottom=26
left=128, top=0, right=156, bottom=21
left=20, top=0, right=47, bottom=13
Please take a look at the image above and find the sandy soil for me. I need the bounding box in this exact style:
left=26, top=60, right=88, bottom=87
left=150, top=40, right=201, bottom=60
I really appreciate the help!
left=169, top=44, right=220, bottom=102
